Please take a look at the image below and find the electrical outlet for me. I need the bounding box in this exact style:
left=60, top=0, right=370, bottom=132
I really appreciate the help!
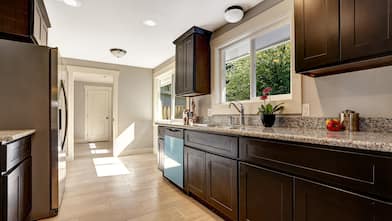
left=302, top=104, right=310, bottom=117
left=207, top=108, right=213, bottom=117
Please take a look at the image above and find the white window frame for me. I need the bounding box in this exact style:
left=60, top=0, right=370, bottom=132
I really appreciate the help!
left=220, top=23, right=292, bottom=104
left=155, top=71, right=185, bottom=122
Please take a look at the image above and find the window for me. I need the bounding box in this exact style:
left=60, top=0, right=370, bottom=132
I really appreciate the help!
left=222, top=24, right=291, bottom=102
left=159, top=83, right=172, bottom=120
left=224, top=40, right=250, bottom=102
left=157, top=73, right=187, bottom=121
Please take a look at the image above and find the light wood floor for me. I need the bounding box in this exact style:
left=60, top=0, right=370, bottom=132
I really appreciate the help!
left=41, top=142, right=222, bottom=221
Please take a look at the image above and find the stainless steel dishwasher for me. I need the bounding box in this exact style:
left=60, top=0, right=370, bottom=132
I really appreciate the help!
left=163, top=128, right=184, bottom=189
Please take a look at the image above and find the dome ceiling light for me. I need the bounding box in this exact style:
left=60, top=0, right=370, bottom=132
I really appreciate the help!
left=110, top=48, right=127, bottom=58
left=224, top=6, right=244, bottom=23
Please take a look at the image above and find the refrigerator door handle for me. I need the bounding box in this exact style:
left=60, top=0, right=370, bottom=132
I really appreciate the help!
left=60, top=80, right=68, bottom=151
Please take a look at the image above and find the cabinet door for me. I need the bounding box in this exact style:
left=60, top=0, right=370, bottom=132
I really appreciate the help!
left=294, top=0, right=340, bottom=72
left=184, top=147, right=206, bottom=199
left=295, top=179, right=392, bottom=221
left=158, top=138, right=164, bottom=171
left=183, top=36, right=194, bottom=93
left=341, top=0, right=392, bottom=61
left=206, top=154, right=237, bottom=220
left=239, top=163, right=293, bottom=221
left=5, top=158, right=32, bottom=221
left=175, top=42, right=185, bottom=95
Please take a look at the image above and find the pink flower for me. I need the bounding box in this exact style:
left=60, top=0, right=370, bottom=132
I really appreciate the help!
left=263, top=87, right=272, bottom=95
left=260, top=95, right=268, bottom=100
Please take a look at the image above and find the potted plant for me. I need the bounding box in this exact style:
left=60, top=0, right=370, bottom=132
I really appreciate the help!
left=257, top=87, right=284, bottom=127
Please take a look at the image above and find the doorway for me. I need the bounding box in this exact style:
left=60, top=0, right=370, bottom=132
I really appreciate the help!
left=66, top=65, right=119, bottom=161
left=85, top=86, right=112, bottom=142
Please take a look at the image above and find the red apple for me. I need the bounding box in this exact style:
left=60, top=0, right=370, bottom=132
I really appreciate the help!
left=326, top=119, right=343, bottom=131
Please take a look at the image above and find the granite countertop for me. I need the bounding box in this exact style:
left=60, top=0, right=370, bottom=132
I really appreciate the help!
left=0, top=130, right=36, bottom=145
left=156, top=122, right=392, bottom=154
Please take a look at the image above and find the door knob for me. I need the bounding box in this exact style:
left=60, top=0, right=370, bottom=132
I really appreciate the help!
left=105, top=117, right=109, bottom=119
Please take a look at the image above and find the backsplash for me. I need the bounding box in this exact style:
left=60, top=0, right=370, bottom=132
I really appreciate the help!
left=200, top=115, right=392, bottom=133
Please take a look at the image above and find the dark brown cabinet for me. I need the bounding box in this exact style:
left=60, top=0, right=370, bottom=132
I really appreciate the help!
left=1, top=136, right=33, bottom=221
left=206, top=153, right=237, bottom=220
left=4, top=158, right=32, bottom=221
left=340, top=0, right=392, bottom=61
left=173, top=26, right=212, bottom=97
left=0, top=0, right=50, bottom=45
left=184, top=146, right=238, bottom=220
left=184, top=147, right=206, bottom=200
left=239, top=163, right=293, bottom=221
left=295, top=0, right=392, bottom=76
left=295, top=179, right=392, bottom=221
left=294, top=0, right=340, bottom=72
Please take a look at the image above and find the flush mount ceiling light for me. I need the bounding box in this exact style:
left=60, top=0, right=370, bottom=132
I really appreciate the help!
left=63, top=0, right=82, bottom=7
left=224, top=6, right=244, bottom=23
left=110, top=48, right=127, bottom=58
left=143, top=19, right=157, bottom=27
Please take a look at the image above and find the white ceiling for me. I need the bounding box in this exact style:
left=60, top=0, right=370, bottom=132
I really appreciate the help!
left=44, top=0, right=264, bottom=69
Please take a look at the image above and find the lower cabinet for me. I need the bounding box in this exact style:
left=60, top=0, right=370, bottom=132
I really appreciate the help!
left=184, top=146, right=238, bottom=220
left=158, top=138, right=164, bottom=171
left=2, top=157, right=32, bottom=221
left=295, top=179, right=392, bottom=221
left=206, top=153, right=237, bottom=220
left=239, top=163, right=293, bottom=221
left=184, top=147, right=206, bottom=199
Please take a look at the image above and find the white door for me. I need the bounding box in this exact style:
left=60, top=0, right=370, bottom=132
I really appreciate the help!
left=85, top=86, right=112, bottom=142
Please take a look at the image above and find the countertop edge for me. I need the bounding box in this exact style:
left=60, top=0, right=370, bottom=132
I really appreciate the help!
left=155, top=122, right=392, bottom=154
left=0, top=129, right=36, bottom=145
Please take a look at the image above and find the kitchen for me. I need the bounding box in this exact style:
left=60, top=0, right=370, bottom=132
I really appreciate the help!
left=0, top=0, right=392, bottom=220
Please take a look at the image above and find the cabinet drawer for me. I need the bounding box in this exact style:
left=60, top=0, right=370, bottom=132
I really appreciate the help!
left=185, top=131, right=238, bottom=158
left=1, top=137, right=31, bottom=173
left=240, top=137, right=375, bottom=184
left=239, top=137, right=392, bottom=200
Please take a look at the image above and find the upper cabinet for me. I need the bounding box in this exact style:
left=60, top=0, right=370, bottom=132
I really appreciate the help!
left=340, top=0, right=392, bottom=61
left=0, top=0, right=51, bottom=46
left=173, top=26, right=212, bottom=97
left=295, top=0, right=392, bottom=76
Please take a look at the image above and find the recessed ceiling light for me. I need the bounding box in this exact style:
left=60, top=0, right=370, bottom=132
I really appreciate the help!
left=110, top=48, right=127, bottom=58
left=63, top=0, right=82, bottom=7
left=224, top=6, right=244, bottom=23
left=143, top=20, right=157, bottom=27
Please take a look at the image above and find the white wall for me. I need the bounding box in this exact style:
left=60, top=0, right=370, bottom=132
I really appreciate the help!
left=74, top=82, right=113, bottom=142
left=64, top=58, right=154, bottom=155
left=155, top=0, right=392, bottom=119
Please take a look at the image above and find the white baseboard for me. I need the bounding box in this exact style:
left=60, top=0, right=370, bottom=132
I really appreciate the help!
left=118, top=147, right=153, bottom=156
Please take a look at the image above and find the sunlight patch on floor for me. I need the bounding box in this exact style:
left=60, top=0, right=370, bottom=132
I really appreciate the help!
left=88, top=143, right=97, bottom=149
left=92, top=157, right=130, bottom=177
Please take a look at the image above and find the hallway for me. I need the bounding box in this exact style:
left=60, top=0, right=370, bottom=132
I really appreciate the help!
left=43, top=143, right=221, bottom=221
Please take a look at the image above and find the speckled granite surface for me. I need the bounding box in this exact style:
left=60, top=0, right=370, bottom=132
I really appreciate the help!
left=156, top=122, right=392, bottom=154
left=200, top=115, right=392, bottom=132
left=0, top=130, right=35, bottom=145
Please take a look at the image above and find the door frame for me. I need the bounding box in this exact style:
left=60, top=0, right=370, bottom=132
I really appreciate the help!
left=66, top=65, right=119, bottom=161
left=84, top=85, right=113, bottom=142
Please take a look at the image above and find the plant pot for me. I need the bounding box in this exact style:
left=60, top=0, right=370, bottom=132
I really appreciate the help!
left=261, top=114, right=276, bottom=127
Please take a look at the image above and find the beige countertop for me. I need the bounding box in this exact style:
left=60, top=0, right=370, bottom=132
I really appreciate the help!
left=156, top=122, right=392, bottom=154
left=0, top=129, right=36, bottom=145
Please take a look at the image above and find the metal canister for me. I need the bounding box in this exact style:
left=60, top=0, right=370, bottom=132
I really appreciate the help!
left=340, top=110, right=359, bottom=131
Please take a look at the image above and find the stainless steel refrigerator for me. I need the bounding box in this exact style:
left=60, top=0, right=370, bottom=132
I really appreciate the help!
left=0, top=39, right=68, bottom=220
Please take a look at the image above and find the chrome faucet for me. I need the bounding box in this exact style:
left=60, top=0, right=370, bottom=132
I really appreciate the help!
left=229, top=102, right=245, bottom=128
